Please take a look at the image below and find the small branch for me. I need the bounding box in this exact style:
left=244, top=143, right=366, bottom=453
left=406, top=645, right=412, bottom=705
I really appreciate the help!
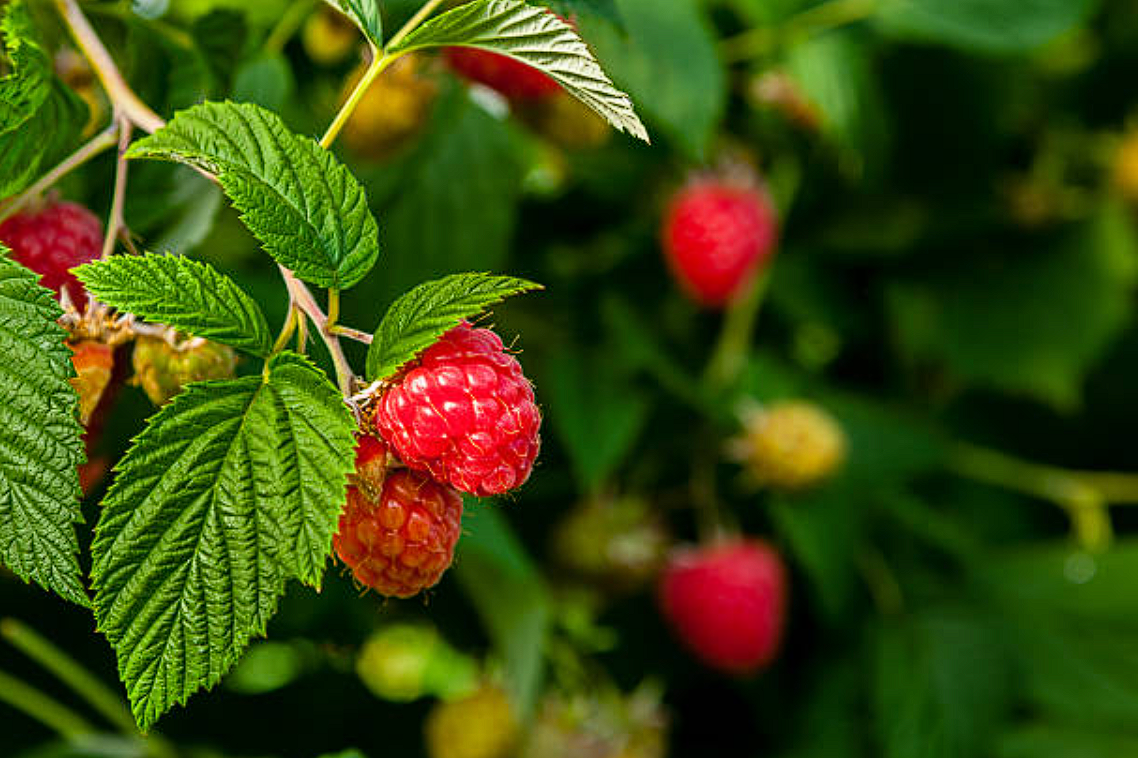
left=263, top=0, right=317, bottom=54
left=720, top=0, right=878, bottom=62
left=704, top=269, right=770, bottom=392
left=0, top=124, right=119, bottom=222
left=101, top=118, right=133, bottom=259
left=53, top=0, right=164, bottom=134
left=319, top=51, right=396, bottom=148
left=272, top=304, right=300, bottom=355
left=279, top=266, right=356, bottom=395
left=329, top=324, right=373, bottom=344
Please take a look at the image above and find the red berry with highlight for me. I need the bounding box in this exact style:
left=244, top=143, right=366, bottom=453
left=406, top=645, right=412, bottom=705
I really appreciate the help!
left=658, top=539, right=787, bottom=675
left=0, top=200, right=102, bottom=309
left=374, top=322, right=541, bottom=497
left=334, top=469, right=464, bottom=598
left=445, top=48, right=561, bottom=101
left=662, top=180, right=778, bottom=308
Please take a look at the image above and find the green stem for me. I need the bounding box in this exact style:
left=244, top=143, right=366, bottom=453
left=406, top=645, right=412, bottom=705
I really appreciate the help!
left=0, top=667, right=97, bottom=739
left=721, top=0, right=879, bottom=62
left=319, top=52, right=398, bottom=148
left=318, top=0, right=446, bottom=149
left=947, top=442, right=1116, bottom=551
left=272, top=304, right=300, bottom=355
left=0, top=618, right=136, bottom=736
left=100, top=117, right=133, bottom=260
left=326, top=288, right=341, bottom=331
left=0, top=124, right=119, bottom=222
left=263, top=0, right=318, bottom=54
left=704, top=269, right=770, bottom=391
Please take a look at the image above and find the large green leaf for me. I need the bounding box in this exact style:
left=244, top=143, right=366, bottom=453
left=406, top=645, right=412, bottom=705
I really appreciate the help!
left=91, top=352, right=355, bottom=729
left=75, top=253, right=274, bottom=358
left=126, top=101, right=380, bottom=290
left=0, top=251, right=87, bottom=606
left=0, top=0, right=51, bottom=134
left=324, top=0, right=383, bottom=47
left=579, top=0, right=723, bottom=157
left=375, top=92, right=525, bottom=305
left=366, top=273, right=541, bottom=381
left=875, top=0, right=1098, bottom=53
left=387, top=0, right=647, bottom=141
left=888, top=205, right=1138, bottom=410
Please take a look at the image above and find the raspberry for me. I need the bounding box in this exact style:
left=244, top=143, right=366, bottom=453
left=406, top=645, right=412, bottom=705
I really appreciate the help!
left=356, top=624, right=480, bottom=702
left=333, top=469, right=464, bottom=598
left=661, top=179, right=779, bottom=308
left=1114, top=128, right=1138, bottom=205
left=658, top=539, right=787, bottom=675
left=551, top=496, right=670, bottom=592
left=735, top=400, right=846, bottom=490
left=374, top=322, right=541, bottom=497
left=425, top=685, right=519, bottom=758
left=131, top=335, right=237, bottom=406
left=0, top=200, right=102, bottom=309
left=70, top=340, right=114, bottom=426
left=342, top=54, right=437, bottom=161
left=302, top=5, right=358, bottom=67
left=444, top=48, right=561, bottom=100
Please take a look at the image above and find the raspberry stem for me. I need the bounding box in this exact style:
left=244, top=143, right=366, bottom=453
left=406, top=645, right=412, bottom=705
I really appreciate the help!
left=52, top=0, right=165, bottom=134
left=947, top=442, right=1124, bottom=550
left=0, top=124, right=119, bottom=223
left=101, top=117, right=133, bottom=260
left=318, top=0, right=447, bottom=148
left=704, top=269, right=770, bottom=391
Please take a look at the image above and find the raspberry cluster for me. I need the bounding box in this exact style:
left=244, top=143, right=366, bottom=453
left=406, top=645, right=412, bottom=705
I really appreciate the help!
left=335, top=322, right=541, bottom=598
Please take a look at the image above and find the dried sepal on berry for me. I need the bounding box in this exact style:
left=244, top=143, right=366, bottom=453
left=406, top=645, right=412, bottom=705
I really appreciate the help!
left=69, top=340, right=114, bottom=426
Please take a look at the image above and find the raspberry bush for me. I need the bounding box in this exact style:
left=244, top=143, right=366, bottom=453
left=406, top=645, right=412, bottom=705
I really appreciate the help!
left=4, top=0, right=1138, bottom=757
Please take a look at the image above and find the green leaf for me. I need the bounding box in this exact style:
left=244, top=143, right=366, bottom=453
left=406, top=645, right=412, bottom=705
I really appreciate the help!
left=0, top=0, right=51, bottom=135
left=366, top=272, right=541, bottom=381
left=324, top=0, right=383, bottom=46
left=544, top=348, right=648, bottom=492
left=91, top=352, right=355, bottom=729
left=875, top=0, right=1098, bottom=53
left=454, top=505, right=550, bottom=714
left=74, top=254, right=273, bottom=357
left=387, top=0, right=648, bottom=142
left=126, top=101, right=380, bottom=290
left=0, top=79, right=87, bottom=199
left=579, top=0, right=723, bottom=157
left=372, top=91, right=525, bottom=306
left=887, top=204, right=1138, bottom=410
left=0, top=251, right=87, bottom=607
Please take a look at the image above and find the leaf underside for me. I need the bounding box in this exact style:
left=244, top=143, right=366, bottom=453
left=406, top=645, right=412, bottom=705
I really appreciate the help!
left=388, top=0, right=649, bottom=142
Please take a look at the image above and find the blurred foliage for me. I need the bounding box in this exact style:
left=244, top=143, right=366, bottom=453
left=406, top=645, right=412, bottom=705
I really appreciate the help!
left=7, top=0, right=1138, bottom=756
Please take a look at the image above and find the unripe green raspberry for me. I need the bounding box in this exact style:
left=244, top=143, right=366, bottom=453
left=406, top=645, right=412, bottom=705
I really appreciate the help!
left=736, top=400, right=847, bottom=490
left=356, top=625, right=479, bottom=703
left=131, top=335, right=237, bottom=406
left=551, top=496, right=670, bottom=592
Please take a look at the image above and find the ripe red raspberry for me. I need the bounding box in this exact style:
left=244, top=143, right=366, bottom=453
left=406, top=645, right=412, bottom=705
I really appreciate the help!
left=333, top=469, right=464, bottom=598
left=661, top=180, right=779, bottom=308
left=658, top=539, right=787, bottom=675
left=374, top=322, right=541, bottom=497
left=444, top=48, right=561, bottom=100
left=0, top=200, right=102, bottom=309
